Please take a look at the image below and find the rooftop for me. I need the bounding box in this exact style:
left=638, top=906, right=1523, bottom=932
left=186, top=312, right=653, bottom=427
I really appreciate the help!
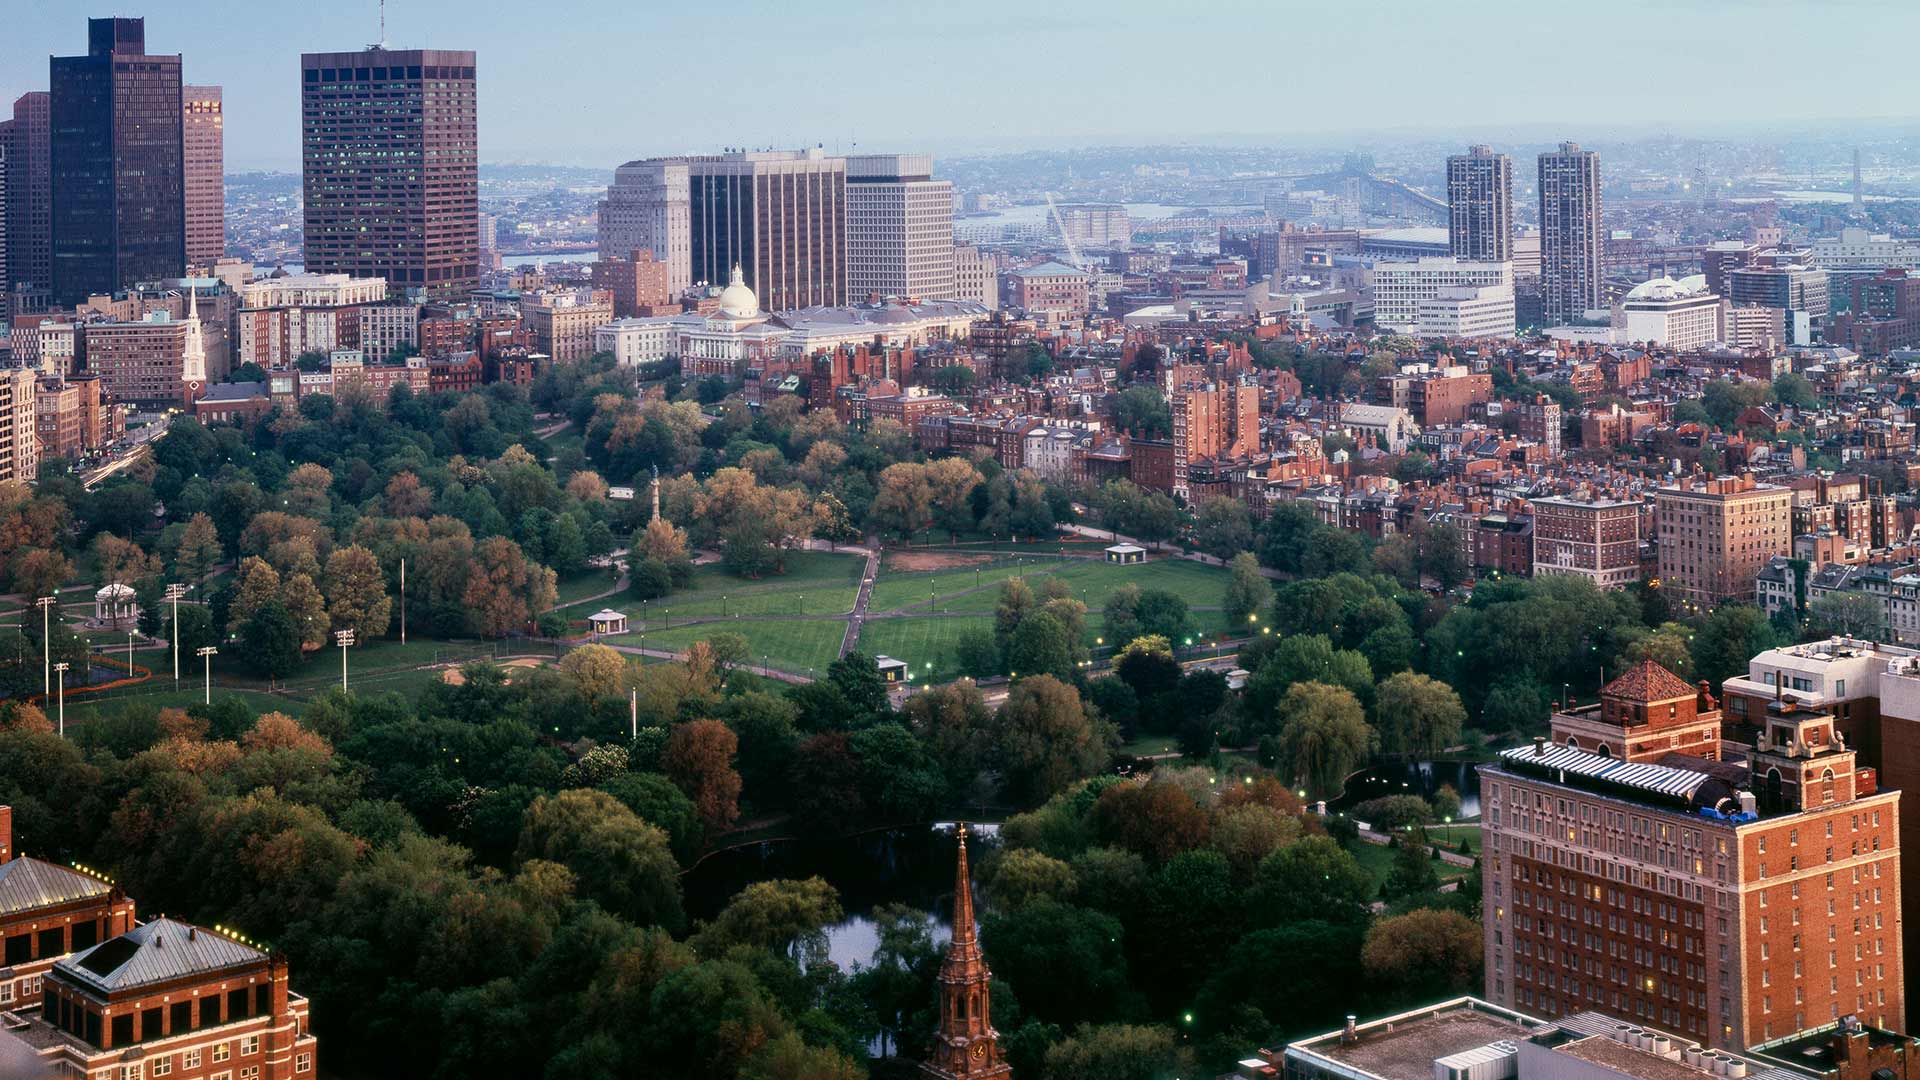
left=0, top=857, right=112, bottom=918
left=1492, top=742, right=1744, bottom=814
left=57, top=918, right=264, bottom=995
left=1287, top=998, right=1547, bottom=1080
left=1603, top=658, right=1698, bottom=704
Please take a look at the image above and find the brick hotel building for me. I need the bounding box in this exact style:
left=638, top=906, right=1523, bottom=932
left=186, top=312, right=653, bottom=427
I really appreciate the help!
left=1480, top=660, right=1904, bottom=1049
left=0, top=807, right=319, bottom=1076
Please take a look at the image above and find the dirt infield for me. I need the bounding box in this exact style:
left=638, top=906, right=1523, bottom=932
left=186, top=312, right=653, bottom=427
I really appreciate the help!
left=885, top=551, right=994, bottom=572
left=441, top=657, right=546, bottom=685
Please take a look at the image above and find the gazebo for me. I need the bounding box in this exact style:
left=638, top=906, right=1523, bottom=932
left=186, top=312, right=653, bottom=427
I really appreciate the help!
left=875, top=655, right=909, bottom=683
left=1104, top=543, right=1146, bottom=565
left=588, top=609, right=629, bottom=635
left=94, top=583, right=139, bottom=630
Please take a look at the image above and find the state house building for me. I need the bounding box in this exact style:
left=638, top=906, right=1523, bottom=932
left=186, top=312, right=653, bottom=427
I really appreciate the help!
left=1480, top=660, right=1903, bottom=1050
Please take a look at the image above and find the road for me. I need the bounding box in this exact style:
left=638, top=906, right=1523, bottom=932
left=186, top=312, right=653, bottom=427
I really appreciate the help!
left=839, top=545, right=883, bottom=659
left=82, top=414, right=171, bottom=490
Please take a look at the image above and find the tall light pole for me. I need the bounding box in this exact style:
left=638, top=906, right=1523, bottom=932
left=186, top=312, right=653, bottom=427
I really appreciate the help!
left=399, top=558, right=407, bottom=644
left=35, top=594, right=57, bottom=695
left=51, top=662, right=68, bottom=738
left=197, top=646, right=218, bottom=705
left=335, top=629, right=356, bottom=692
left=164, top=583, right=188, bottom=682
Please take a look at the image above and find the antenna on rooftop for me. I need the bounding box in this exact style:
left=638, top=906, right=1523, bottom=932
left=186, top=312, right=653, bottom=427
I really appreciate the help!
left=369, top=0, right=388, bottom=49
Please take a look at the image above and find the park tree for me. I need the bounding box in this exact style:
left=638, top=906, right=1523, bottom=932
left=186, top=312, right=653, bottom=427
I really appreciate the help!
left=1222, top=552, right=1272, bottom=628
left=1193, top=497, right=1254, bottom=562
left=689, top=876, right=842, bottom=960
left=1043, top=1024, right=1194, bottom=1080
left=1808, top=591, right=1889, bottom=642
left=1621, top=621, right=1695, bottom=679
left=995, top=676, right=1114, bottom=803
left=463, top=536, right=559, bottom=638
left=1004, top=610, right=1076, bottom=681
left=1207, top=803, right=1301, bottom=882
left=281, top=572, right=330, bottom=651
left=663, top=719, right=743, bottom=834
left=382, top=471, right=434, bottom=518
left=1274, top=681, right=1373, bottom=798
left=11, top=549, right=72, bottom=600
left=1090, top=781, right=1210, bottom=864
left=1360, top=908, right=1482, bottom=1000
left=1383, top=830, right=1439, bottom=898
left=1692, top=603, right=1780, bottom=688
left=1373, top=672, right=1466, bottom=759
left=1110, top=386, right=1171, bottom=438
left=238, top=601, right=303, bottom=683
left=1246, top=836, right=1373, bottom=926
left=516, top=789, right=684, bottom=931
left=899, top=679, right=994, bottom=799
left=283, top=462, right=334, bottom=516
left=174, top=512, right=224, bottom=583
left=559, top=644, right=628, bottom=700
left=323, top=544, right=393, bottom=643
left=988, top=849, right=1079, bottom=910
left=1133, top=588, right=1191, bottom=643
left=979, top=900, right=1135, bottom=1028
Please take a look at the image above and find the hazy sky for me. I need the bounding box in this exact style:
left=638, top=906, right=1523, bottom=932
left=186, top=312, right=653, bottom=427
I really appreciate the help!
left=4, top=0, right=1918, bottom=172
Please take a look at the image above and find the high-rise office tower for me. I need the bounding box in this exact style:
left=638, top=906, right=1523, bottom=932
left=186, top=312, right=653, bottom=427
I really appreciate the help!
left=2, top=93, right=51, bottom=296
left=182, top=85, right=223, bottom=268
left=1538, top=141, right=1603, bottom=324
left=1, top=91, right=50, bottom=294
left=49, top=18, right=185, bottom=305
left=687, top=149, right=845, bottom=312
left=0, top=122, right=9, bottom=293
left=598, top=159, right=691, bottom=295
left=846, top=154, right=953, bottom=302
left=301, top=47, right=479, bottom=293
left=1447, top=144, right=1512, bottom=262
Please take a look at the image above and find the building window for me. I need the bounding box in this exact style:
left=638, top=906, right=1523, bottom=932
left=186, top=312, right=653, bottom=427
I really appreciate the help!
left=213, top=1043, right=231, bottom=1063
left=152, top=1059, right=172, bottom=1077
left=184, top=1051, right=201, bottom=1069
left=296, top=1054, right=311, bottom=1074
left=241, top=1036, right=259, bottom=1056
left=240, top=1068, right=259, bottom=1080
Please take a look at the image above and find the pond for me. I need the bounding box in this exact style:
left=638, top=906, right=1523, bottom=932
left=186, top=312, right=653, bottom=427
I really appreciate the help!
left=683, top=822, right=996, bottom=971
left=1328, top=759, right=1484, bottom=819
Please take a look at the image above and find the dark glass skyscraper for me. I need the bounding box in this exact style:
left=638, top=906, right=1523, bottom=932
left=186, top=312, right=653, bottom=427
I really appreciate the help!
left=1447, top=144, right=1513, bottom=263
left=49, top=18, right=185, bottom=305
left=300, top=47, right=479, bottom=293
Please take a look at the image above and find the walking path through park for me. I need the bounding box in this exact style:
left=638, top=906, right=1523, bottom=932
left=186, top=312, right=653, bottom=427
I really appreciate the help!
left=1059, top=522, right=1287, bottom=578
left=839, top=546, right=884, bottom=659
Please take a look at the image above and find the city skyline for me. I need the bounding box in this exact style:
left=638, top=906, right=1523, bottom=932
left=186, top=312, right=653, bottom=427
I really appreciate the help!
left=5, top=1, right=1920, bottom=171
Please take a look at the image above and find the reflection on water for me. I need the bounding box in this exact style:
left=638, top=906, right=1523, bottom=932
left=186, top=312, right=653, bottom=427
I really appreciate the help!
left=685, top=822, right=999, bottom=971
left=1328, top=759, right=1484, bottom=818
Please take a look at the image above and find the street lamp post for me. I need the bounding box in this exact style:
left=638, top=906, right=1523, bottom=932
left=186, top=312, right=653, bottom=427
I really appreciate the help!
left=51, top=662, right=68, bottom=737
left=164, top=583, right=188, bottom=682
left=399, top=557, right=407, bottom=644
left=36, top=594, right=57, bottom=695
left=197, top=646, right=218, bottom=705
left=335, top=629, right=356, bottom=692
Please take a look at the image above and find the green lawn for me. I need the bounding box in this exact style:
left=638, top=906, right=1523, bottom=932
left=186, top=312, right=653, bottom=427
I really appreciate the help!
left=875, top=556, right=1230, bottom=617
left=621, top=552, right=868, bottom=622
left=553, top=568, right=622, bottom=609
left=56, top=687, right=290, bottom=727
left=869, top=554, right=1070, bottom=613
left=608, top=617, right=847, bottom=676
left=1349, top=838, right=1472, bottom=895
left=854, top=616, right=993, bottom=684
left=216, top=638, right=495, bottom=694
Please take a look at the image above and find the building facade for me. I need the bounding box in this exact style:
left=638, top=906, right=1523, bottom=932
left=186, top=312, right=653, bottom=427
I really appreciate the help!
left=1655, top=475, right=1794, bottom=609
left=846, top=154, right=954, bottom=302
left=1372, top=257, right=1513, bottom=332
left=1539, top=142, right=1604, bottom=324
left=523, top=289, right=614, bottom=363
left=1007, top=261, right=1090, bottom=321
left=1415, top=283, right=1517, bottom=339
left=596, top=159, right=691, bottom=294
left=951, top=244, right=999, bottom=308
left=0, top=366, right=37, bottom=483
left=0, top=806, right=136, bottom=1014
left=1481, top=674, right=1904, bottom=1048
left=1448, top=144, right=1514, bottom=262
left=3, top=93, right=52, bottom=294
left=687, top=149, right=846, bottom=311
left=300, top=47, right=479, bottom=293
left=49, top=19, right=186, bottom=305
left=1531, top=494, right=1641, bottom=589
left=182, top=84, right=223, bottom=268
left=1621, top=276, right=1724, bottom=350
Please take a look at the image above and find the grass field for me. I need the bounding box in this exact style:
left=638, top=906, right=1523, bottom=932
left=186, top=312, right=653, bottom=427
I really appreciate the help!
left=1349, top=837, right=1473, bottom=894
left=54, top=687, right=290, bottom=727
left=854, top=616, right=992, bottom=684
left=873, top=555, right=1230, bottom=617
left=553, top=568, right=622, bottom=608
left=608, top=617, right=847, bottom=676
left=631, top=551, right=869, bottom=621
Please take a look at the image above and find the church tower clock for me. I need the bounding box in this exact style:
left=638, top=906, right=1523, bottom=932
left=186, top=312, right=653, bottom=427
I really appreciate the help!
left=921, top=823, right=1011, bottom=1080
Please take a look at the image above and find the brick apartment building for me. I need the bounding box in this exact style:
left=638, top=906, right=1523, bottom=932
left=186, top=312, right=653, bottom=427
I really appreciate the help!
left=1007, top=261, right=1090, bottom=322
left=1532, top=494, right=1643, bottom=590
left=523, top=289, right=614, bottom=363
left=592, top=249, right=676, bottom=317
left=1656, top=475, right=1794, bottom=609
left=1480, top=662, right=1904, bottom=1048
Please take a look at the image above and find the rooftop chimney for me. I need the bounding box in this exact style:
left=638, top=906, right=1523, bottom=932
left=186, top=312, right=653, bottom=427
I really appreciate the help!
left=1342, top=1015, right=1358, bottom=1044
left=1533, top=737, right=1546, bottom=756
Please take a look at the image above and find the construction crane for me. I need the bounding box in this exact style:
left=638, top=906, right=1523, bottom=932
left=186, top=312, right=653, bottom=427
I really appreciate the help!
left=1043, top=192, right=1084, bottom=270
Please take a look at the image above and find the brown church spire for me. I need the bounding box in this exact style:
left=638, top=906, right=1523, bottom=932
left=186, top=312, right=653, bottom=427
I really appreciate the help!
left=921, top=823, right=1010, bottom=1080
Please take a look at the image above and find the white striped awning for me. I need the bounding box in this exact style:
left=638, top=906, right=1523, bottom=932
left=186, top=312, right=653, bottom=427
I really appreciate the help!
left=1499, top=743, right=1714, bottom=802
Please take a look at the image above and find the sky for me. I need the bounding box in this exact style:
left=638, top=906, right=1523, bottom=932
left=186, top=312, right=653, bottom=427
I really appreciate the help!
left=4, top=0, right=1920, bottom=172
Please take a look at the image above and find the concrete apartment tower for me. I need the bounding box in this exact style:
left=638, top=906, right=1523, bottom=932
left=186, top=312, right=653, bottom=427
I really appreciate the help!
left=598, top=158, right=692, bottom=295
left=1447, top=144, right=1513, bottom=262
left=846, top=153, right=954, bottom=302
left=1538, top=141, right=1604, bottom=324
left=301, top=46, right=479, bottom=293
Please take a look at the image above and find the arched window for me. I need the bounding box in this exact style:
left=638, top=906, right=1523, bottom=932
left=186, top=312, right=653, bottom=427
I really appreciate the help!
left=1566, top=736, right=1581, bottom=750
left=1596, top=744, right=1613, bottom=758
